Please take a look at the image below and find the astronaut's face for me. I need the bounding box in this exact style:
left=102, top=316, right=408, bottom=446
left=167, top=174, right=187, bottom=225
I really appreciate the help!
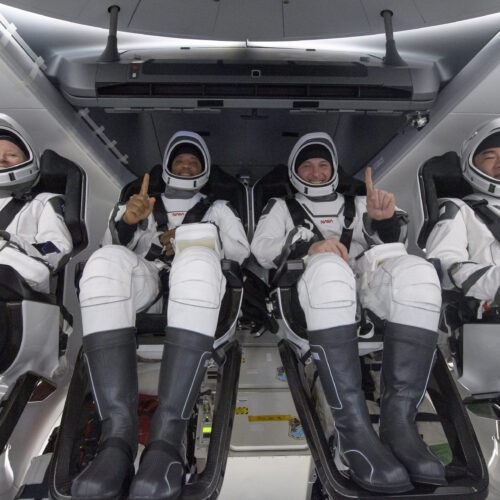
left=170, top=153, right=202, bottom=177
left=0, top=140, right=26, bottom=169
left=296, top=157, right=333, bottom=185
left=473, top=147, right=500, bottom=180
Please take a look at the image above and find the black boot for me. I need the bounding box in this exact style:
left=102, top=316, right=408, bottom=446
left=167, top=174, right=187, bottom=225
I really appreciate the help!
left=128, top=327, right=213, bottom=500
left=309, top=325, right=412, bottom=494
left=71, top=328, right=138, bottom=499
left=379, top=323, right=447, bottom=485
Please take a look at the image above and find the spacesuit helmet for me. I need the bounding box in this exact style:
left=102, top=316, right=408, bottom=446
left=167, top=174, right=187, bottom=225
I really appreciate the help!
left=288, top=132, right=339, bottom=198
left=162, top=131, right=211, bottom=195
left=0, top=116, right=39, bottom=198
left=461, top=118, right=500, bottom=198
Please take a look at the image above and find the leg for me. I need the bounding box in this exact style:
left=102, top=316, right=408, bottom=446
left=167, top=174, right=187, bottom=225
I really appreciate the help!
left=362, top=254, right=446, bottom=485
left=298, top=254, right=412, bottom=493
left=129, top=246, right=224, bottom=500
left=71, top=246, right=160, bottom=499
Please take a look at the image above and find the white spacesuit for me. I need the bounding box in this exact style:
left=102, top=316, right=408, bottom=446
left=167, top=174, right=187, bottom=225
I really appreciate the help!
left=0, top=120, right=73, bottom=293
left=426, top=118, right=500, bottom=308
left=251, top=132, right=445, bottom=493
left=72, top=131, right=249, bottom=500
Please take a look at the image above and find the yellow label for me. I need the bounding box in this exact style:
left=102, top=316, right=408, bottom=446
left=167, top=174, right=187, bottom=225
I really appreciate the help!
left=248, top=414, right=294, bottom=422
left=235, top=406, right=249, bottom=415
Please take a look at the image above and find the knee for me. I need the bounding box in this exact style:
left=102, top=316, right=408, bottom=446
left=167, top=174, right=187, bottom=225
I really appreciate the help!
left=300, top=254, right=356, bottom=310
left=79, top=245, right=136, bottom=306
left=388, top=255, right=442, bottom=312
left=169, top=247, right=225, bottom=309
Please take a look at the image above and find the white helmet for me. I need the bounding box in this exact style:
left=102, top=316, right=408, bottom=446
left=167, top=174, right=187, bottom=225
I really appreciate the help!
left=288, top=132, right=339, bottom=198
left=162, top=131, right=210, bottom=194
left=461, top=118, right=500, bottom=198
left=0, top=115, right=39, bottom=198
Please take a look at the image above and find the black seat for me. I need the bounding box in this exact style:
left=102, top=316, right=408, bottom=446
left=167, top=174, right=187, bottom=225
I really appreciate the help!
left=417, top=151, right=473, bottom=249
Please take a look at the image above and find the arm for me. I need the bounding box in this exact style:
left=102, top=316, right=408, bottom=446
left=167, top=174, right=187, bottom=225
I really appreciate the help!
left=1, top=194, right=73, bottom=270
left=207, top=201, right=250, bottom=265
left=427, top=200, right=500, bottom=303
left=251, top=198, right=297, bottom=269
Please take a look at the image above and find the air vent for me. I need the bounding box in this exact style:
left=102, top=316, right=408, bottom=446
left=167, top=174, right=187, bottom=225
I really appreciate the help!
left=96, top=83, right=412, bottom=100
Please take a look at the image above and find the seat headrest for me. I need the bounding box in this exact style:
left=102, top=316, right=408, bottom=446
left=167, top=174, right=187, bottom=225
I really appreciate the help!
left=417, top=151, right=473, bottom=248
left=36, top=150, right=88, bottom=253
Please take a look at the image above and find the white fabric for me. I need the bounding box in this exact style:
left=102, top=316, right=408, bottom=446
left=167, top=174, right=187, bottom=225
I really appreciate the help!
left=0, top=193, right=73, bottom=292
left=359, top=253, right=442, bottom=331
left=252, top=195, right=440, bottom=331
left=426, top=196, right=500, bottom=303
left=106, top=194, right=249, bottom=265
left=297, top=253, right=356, bottom=329
left=168, top=246, right=226, bottom=334
left=81, top=193, right=249, bottom=336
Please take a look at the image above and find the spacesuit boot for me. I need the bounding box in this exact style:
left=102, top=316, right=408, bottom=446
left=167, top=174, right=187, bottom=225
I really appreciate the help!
left=379, top=323, right=447, bottom=485
left=128, top=327, right=213, bottom=500
left=308, top=325, right=413, bottom=494
left=71, top=328, right=138, bottom=500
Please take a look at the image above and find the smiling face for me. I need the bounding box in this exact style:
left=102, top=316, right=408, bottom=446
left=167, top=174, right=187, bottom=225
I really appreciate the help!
left=296, top=157, right=333, bottom=184
left=0, top=139, right=27, bottom=169
left=170, top=153, right=203, bottom=177
left=473, top=147, right=500, bottom=180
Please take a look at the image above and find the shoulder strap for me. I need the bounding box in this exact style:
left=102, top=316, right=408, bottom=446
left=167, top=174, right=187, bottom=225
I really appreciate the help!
left=183, top=196, right=213, bottom=224
left=339, top=195, right=355, bottom=251
left=285, top=198, right=323, bottom=240
left=151, top=196, right=213, bottom=231
left=151, top=195, right=169, bottom=232
left=464, top=199, right=500, bottom=242
left=0, top=198, right=27, bottom=231
left=285, top=195, right=356, bottom=251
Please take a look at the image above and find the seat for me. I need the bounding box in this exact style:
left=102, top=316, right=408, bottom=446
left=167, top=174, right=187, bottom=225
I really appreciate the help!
left=246, top=162, right=488, bottom=499
left=0, top=149, right=87, bottom=454
left=49, top=163, right=246, bottom=500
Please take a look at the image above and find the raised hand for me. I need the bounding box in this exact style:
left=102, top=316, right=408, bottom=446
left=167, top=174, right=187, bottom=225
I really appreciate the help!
left=123, top=174, right=156, bottom=225
left=365, top=167, right=395, bottom=221
left=308, top=238, right=349, bottom=262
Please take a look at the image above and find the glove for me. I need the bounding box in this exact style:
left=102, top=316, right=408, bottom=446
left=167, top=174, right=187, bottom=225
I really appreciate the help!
left=159, top=228, right=176, bottom=257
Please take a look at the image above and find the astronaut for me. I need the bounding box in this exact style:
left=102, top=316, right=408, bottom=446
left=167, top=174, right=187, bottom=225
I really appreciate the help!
left=71, top=131, right=249, bottom=500
left=426, top=118, right=500, bottom=310
left=0, top=119, right=73, bottom=293
left=251, top=132, right=445, bottom=493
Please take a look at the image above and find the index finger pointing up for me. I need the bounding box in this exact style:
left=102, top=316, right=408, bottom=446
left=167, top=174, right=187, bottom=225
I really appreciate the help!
left=365, top=167, right=374, bottom=194
left=140, top=173, right=150, bottom=197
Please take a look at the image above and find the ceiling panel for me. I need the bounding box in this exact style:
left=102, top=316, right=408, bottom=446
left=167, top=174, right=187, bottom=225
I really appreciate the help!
left=0, top=0, right=499, bottom=40
left=284, top=0, right=370, bottom=39
left=414, top=0, right=500, bottom=25
left=129, top=0, right=220, bottom=38
left=215, top=0, right=284, bottom=40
